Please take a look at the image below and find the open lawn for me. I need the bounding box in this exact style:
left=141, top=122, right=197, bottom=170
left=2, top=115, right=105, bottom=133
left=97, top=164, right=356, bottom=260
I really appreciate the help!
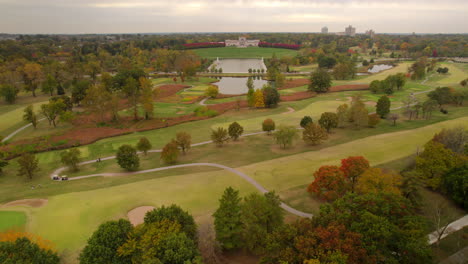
left=290, top=64, right=318, bottom=72
left=0, top=211, right=26, bottom=231
left=192, top=47, right=298, bottom=59
left=427, top=62, right=467, bottom=85
left=9, top=115, right=466, bottom=262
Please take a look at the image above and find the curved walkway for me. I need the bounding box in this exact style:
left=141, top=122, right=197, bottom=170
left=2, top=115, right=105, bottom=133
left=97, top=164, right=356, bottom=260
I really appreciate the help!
left=1, top=118, right=46, bottom=143
left=199, top=97, right=209, bottom=106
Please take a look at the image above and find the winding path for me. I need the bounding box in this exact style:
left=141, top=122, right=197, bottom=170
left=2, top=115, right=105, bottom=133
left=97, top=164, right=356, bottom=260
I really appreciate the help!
left=1, top=118, right=46, bottom=143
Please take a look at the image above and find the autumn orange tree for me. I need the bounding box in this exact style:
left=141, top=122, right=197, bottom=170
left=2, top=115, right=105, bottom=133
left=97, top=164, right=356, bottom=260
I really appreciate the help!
left=355, top=168, right=403, bottom=195
left=254, top=89, right=265, bottom=108
left=0, top=230, right=56, bottom=252
left=340, top=156, right=370, bottom=193
left=307, top=165, right=347, bottom=201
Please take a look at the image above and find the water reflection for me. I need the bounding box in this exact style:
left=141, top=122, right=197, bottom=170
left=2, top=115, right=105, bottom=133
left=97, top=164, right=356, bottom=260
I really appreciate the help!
left=368, top=64, right=394, bottom=73
left=212, top=77, right=270, bottom=94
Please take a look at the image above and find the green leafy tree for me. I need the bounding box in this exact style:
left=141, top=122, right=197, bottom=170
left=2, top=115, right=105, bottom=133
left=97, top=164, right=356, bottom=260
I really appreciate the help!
left=246, top=77, right=255, bottom=107
left=443, top=164, right=468, bottom=209
left=308, top=68, right=331, bottom=93
left=17, top=152, right=39, bottom=180
left=318, top=112, right=338, bottom=133
left=79, top=219, right=133, bottom=264
left=0, top=84, right=18, bottom=104
left=136, top=137, right=152, bottom=155
left=175, top=132, right=191, bottom=154
left=82, top=84, right=112, bottom=123
left=241, top=192, right=284, bottom=254
left=302, top=123, right=328, bottom=145
left=263, top=85, right=280, bottom=108
left=376, top=95, right=391, bottom=118
left=213, top=187, right=243, bottom=250
left=118, top=220, right=199, bottom=264
left=42, top=74, right=58, bottom=96
left=211, top=127, right=229, bottom=147
left=160, top=140, right=180, bottom=164
left=394, top=73, right=406, bottom=90
left=23, top=105, right=38, bottom=129
left=300, top=116, right=313, bottom=128
left=116, top=144, right=140, bottom=171
left=416, top=140, right=460, bottom=189
left=71, top=80, right=91, bottom=105
left=0, top=237, right=60, bottom=264
left=369, top=80, right=381, bottom=94
left=262, top=118, right=275, bottom=134
left=123, top=77, right=140, bottom=120
left=428, top=87, right=453, bottom=107
left=60, top=148, right=81, bottom=172
left=228, top=122, right=244, bottom=141
left=422, top=99, right=438, bottom=119
left=273, top=125, right=299, bottom=149
left=41, top=99, right=66, bottom=127
left=336, top=103, right=349, bottom=128
left=144, top=204, right=197, bottom=241
left=139, top=77, right=154, bottom=120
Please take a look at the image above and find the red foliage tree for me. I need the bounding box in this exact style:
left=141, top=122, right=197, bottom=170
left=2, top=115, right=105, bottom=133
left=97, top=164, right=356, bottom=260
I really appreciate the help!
left=340, top=156, right=370, bottom=192
left=307, top=165, right=347, bottom=201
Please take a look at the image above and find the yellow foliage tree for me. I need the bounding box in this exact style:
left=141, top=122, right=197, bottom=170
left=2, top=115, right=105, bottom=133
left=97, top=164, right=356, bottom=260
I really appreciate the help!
left=254, top=89, right=265, bottom=108
left=355, top=168, right=402, bottom=195
left=0, top=230, right=56, bottom=252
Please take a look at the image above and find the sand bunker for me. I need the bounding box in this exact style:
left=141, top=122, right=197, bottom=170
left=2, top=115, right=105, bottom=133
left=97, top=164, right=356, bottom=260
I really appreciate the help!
left=127, top=206, right=155, bottom=226
left=1, top=199, right=48, bottom=208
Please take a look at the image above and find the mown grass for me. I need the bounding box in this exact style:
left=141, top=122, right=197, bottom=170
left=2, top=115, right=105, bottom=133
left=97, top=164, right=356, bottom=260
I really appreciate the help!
left=0, top=211, right=27, bottom=231
left=192, top=47, right=298, bottom=59
left=16, top=115, right=467, bottom=261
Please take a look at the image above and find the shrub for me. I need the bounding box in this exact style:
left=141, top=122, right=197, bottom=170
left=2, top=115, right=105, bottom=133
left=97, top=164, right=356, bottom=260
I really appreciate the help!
left=194, top=106, right=218, bottom=117
left=302, top=123, right=328, bottom=145
left=211, top=127, right=229, bottom=147
left=262, top=119, right=275, bottom=134
left=136, top=137, right=152, bottom=155
left=116, top=145, right=139, bottom=171
left=228, top=122, right=244, bottom=141
left=368, top=113, right=381, bottom=127
left=300, top=116, right=313, bottom=128
left=318, top=112, right=338, bottom=133
left=161, top=140, right=180, bottom=164
left=273, top=125, right=299, bottom=149
left=205, top=85, right=219, bottom=98
left=175, top=132, right=191, bottom=154
left=263, top=85, right=280, bottom=108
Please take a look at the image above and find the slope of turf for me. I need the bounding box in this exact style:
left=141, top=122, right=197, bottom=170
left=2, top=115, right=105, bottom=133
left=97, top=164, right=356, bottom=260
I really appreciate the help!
left=0, top=211, right=27, bottom=231
left=22, top=116, right=467, bottom=260
left=192, top=47, right=298, bottom=59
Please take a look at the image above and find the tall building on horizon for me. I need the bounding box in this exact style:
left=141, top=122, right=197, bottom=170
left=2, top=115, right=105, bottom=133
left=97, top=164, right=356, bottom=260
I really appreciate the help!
left=345, top=25, right=356, bottom=36
left=321, top=26, right=328, bottom=34
left=365, top=29, right=375, bottom=38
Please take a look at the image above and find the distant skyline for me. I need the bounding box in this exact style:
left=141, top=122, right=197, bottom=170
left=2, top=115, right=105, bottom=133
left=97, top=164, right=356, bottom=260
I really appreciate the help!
left=0, top=0, right=467, bottom=34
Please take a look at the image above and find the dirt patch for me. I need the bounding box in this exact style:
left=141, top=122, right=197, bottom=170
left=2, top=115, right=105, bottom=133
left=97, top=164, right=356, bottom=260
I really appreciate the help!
left=279, top=78, right=309, bottom=90
left=127, top=206, right=155, bottom=226
left=2, top=199, right=48, bottom=208
left=282, top=107, right=295, bottom=114
left=176, top=111, right=185, bottom=114
left=155, top=84, right=190, bottom=99
left=329, top=84, right=369, bottom=92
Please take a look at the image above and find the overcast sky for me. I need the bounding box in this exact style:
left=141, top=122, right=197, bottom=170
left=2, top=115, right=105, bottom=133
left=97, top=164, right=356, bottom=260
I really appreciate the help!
left=0, top=0, right=467, bottom=34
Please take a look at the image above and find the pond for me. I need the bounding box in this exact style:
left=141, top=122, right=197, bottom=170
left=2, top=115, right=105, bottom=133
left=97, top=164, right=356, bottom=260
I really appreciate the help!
left=212, top=77, right=270, bottom=94
left=368, top=64, right=394, bottom=73
left=209, top=58, right=267, bottom=73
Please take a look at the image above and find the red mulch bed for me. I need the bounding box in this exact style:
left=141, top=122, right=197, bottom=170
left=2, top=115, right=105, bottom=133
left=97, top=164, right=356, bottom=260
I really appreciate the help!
left=216, top=93, right=244, bottom=99
left=329, top=84, right=369, bottom=92
left=281, top=91, right=317, bottom=101
left=278, top=78, right=309, bottom=90
left=155, top=84, right=190, bottom=99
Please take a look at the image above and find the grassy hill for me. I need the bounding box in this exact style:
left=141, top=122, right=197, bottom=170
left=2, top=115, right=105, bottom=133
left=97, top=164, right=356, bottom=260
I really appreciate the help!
left=192, top=46, right=298, bottom=59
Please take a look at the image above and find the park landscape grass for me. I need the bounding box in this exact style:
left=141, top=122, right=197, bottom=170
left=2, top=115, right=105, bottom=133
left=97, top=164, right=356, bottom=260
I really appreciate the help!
left=0, top=211, right=26, bottom=232
left=192, top=46, right=298, bottom=59
left=0, top=58, right=467, bottom=263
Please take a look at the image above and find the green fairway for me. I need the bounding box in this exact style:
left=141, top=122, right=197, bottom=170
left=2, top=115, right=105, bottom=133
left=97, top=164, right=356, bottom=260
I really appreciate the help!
left=430, top=63, right=467, bottom=85
left=22, top=116, right=467, bottom=258
left=192, top=47, right=298, bottom=59
left=0, top=211, right=27, bottom=231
